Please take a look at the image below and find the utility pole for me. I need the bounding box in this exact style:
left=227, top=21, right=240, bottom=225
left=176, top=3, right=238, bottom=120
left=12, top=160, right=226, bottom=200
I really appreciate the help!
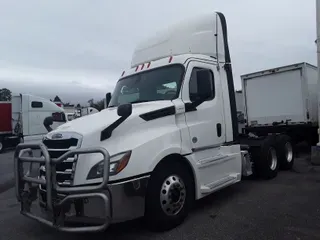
left=311, top=0, right=320, bottom=164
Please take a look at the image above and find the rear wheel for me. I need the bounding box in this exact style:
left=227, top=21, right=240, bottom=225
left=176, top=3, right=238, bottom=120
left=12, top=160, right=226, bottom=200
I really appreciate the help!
left=145, top=160, right=194, bottom=231
left=0, top=139, right=3, bottom=153
left=276, top=135, right=294, bottom=170
left=251, top=136, right=279, bottom=179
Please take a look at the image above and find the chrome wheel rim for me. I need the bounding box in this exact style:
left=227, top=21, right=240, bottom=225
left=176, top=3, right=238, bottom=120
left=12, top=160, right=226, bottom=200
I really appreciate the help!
left=269, top=148, right=277, bottom=171
left=160, top=175, right=186, bottom=216
left=285, top=142, right=293, bottom=163
left=0, top=142, right=2, bottom=151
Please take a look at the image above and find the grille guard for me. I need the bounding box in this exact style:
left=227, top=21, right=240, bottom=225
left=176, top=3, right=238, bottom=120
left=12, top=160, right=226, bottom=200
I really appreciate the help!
left=14, top=143, right=111, bottom=233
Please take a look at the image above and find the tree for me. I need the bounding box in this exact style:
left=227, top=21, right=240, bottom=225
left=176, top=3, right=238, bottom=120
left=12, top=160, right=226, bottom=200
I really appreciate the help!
left=93, top=99, right=105, bottom=111
left=88, top=98, right=105, bottom=111
left=87, top=99, right=94, bottom=106
left=0, top=88, right=11, bottom=101
left=76, top=103, right=81, bottom=108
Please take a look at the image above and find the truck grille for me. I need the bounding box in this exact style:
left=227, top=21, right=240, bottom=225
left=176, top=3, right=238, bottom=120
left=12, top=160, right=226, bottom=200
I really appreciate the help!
left=40, top=136, right=80, bottom=187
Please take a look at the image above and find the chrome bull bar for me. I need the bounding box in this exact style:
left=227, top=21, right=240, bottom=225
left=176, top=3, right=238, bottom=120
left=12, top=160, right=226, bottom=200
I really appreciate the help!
left=14, top=143, right=111, bottom=233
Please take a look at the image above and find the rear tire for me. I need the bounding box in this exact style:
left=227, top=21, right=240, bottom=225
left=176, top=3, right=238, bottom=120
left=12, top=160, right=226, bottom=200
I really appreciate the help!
left=251, top=136, right=279, bottom=179
left=144, top=160, right=194, bottom=232
left=276, top=135, right=294, bottom=170
left=0, top=140, right=3, bottom=153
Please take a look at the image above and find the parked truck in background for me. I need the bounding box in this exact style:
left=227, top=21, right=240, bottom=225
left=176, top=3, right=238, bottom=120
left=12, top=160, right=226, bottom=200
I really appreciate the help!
left=75, top=106, right=99, bottom=117
left=0, top=94, right=67, bottom=152
left=14, top=12, right=296, bottom=233
left=241, top=63, right=318, bottom=150
left=235, top=90, right=245, bottom=134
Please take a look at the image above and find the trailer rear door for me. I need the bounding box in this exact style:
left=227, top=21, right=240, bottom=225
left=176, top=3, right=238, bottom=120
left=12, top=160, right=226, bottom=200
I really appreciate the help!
left=243, top=68, right=305, bottom=126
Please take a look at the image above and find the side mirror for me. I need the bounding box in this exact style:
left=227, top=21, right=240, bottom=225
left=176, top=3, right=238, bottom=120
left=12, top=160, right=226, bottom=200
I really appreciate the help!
left=117, top=103, right=132, bottom=117
left=43, top=116, right=53, bottom=132
left=105, top=92, right=111, bottom=108
left=195, top=69, right=213, bottom=101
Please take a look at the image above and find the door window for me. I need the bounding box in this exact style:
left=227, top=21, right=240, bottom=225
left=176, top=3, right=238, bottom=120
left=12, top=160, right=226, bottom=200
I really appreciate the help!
left=189, top=68, right=215, bottom=102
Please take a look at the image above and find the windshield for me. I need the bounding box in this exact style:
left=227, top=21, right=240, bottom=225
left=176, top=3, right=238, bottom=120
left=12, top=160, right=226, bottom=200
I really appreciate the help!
left=109, top=64, right=184, bottom=107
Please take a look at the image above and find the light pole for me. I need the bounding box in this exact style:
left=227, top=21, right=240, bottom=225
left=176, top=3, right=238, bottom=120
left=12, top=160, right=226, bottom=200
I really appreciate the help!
left=317, top=0, right=320, bottom=146
left=311, top=0, right=320, bottom=164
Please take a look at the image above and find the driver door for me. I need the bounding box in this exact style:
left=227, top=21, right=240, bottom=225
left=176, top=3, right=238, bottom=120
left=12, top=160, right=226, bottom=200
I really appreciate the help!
left=182, top=61, right=228, bottom=188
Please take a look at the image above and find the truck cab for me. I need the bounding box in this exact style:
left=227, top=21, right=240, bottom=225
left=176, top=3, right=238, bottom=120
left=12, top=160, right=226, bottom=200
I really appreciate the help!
left=14, top=12, right=283, bottom=233
left=0, top=94, right=66, bottom=152
left=15, top=94, right=67, bottom=144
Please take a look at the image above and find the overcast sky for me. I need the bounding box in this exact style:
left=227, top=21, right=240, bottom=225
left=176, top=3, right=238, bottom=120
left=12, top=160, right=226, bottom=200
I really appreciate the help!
left=0, top=0, right=316, bottom=104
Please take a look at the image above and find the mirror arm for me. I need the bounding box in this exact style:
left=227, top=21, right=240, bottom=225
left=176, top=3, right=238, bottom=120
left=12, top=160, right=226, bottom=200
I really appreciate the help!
left=185, top=98, right=207, bottom=112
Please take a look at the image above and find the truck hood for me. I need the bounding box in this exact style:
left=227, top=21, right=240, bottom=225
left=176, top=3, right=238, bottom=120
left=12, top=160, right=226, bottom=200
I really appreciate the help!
left=51, top=100, right=174, bottom=136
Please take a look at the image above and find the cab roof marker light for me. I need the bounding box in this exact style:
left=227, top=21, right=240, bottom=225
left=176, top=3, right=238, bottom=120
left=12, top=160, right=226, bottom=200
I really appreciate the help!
left=121, top=71, right=125, bottom=76
left=147, top=62, right=151, bottom=68
left=141, top=63, right=145, bottom=70
left=135, top=66, right=139, bottom=72
left=169, top=56, right=173, bottom=63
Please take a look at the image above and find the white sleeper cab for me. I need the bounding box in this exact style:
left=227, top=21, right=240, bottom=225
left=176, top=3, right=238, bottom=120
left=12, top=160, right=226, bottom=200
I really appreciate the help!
left=14, top=12, right=294, bottom=233
left=0, top=94, right=66, bottom=152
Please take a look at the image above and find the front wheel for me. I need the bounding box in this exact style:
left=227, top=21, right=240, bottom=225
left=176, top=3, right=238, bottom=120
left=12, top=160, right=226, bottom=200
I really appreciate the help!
left=144, top=160, right=194, bottom=231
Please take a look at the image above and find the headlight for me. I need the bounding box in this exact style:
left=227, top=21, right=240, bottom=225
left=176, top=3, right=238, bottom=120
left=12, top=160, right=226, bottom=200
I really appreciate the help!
left=87, top=151, right=131, bottom=180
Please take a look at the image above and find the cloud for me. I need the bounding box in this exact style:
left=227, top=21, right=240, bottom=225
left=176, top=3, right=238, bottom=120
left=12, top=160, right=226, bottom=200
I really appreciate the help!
left=0, top=0, right=317, bottom=98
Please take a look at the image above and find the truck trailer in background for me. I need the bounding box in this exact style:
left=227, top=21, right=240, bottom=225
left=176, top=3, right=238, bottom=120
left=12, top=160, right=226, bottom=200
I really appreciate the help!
left=0, top=94, right=67, bottom=152
left=241, top=62, right=318, bottom=146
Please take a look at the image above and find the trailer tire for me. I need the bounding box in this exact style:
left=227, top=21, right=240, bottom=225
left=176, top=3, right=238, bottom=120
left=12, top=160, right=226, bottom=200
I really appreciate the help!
left=144, top=160, right=194, bottom=232
left=0, top=137, right=5, bottom=153
left=276, top=135, right=294, bottom=170
left=251, top=136, right=279, bottom=179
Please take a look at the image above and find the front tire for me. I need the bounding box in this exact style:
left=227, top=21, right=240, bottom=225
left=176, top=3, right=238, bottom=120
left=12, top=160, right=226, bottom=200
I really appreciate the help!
left=145, top=160, right=194, bottom=232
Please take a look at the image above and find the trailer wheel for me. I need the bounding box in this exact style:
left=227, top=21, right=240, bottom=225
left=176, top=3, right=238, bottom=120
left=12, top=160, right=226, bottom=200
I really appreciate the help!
left=251, top=136, right=279, bottom=179
left=276, top=135, right=294, bottom=170
left=145, top=160, right=194, bottom=231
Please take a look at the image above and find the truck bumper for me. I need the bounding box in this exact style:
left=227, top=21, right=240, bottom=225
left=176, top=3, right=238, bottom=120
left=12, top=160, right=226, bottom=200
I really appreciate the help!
left=38, top=175, right=150, bottom=225
left=14, top=143, right=134, bottom=233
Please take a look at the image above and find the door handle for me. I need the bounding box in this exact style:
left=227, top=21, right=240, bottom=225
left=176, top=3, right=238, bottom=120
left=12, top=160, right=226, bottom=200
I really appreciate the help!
left=216, top=123, right=222, bottom=137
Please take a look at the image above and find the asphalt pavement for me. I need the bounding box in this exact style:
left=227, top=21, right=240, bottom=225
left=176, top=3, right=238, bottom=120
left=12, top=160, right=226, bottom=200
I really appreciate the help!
left=0, top=149, right=40, bottom=194
left=0, top=150, right=15, bottom=193
left=1, top=154, right=320, bottom=239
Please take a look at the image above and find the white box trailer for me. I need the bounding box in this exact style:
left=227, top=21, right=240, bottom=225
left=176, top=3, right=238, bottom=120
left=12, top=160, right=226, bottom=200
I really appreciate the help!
left=241, top=62, right=318, bottom=145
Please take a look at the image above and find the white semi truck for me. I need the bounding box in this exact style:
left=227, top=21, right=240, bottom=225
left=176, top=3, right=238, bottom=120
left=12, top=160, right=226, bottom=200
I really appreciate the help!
left=14, top=12, right=295, bottom=233
left=0, top=94, right=67, bottom=152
